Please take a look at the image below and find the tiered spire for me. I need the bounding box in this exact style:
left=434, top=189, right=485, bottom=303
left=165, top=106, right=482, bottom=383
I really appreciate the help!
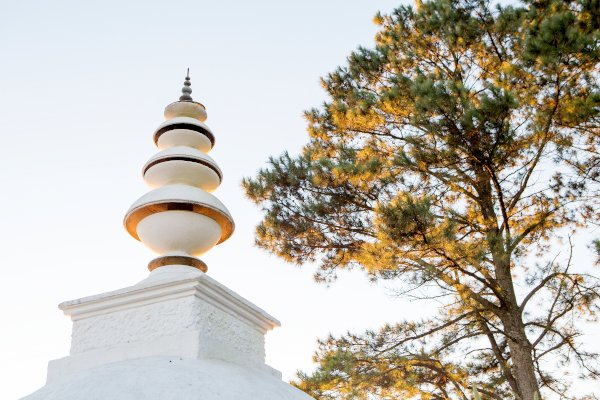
left=179, top=68, right=193, bottom=101
left=124, top=71, right=234, bottom=272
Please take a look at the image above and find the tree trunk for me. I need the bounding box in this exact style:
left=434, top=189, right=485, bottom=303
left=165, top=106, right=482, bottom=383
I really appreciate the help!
left=503, top=313, right=539, bottom=400
left=489, top=235, right=540, bottom=400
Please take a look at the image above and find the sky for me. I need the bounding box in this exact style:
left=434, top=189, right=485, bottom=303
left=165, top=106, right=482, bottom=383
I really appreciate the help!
left=0, top=1, right=598, bottom=399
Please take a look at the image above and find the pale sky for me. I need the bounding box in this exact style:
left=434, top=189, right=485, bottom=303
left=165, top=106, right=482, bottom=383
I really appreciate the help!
left=0, top=1, right=597, bottom=399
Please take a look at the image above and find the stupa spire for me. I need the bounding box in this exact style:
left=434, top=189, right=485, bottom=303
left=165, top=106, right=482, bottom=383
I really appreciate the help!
left=179, top=68, right=193, bottom=101
left=21, top=71, right=313, bottom=400
left=124, top=71, right=234, bottom=273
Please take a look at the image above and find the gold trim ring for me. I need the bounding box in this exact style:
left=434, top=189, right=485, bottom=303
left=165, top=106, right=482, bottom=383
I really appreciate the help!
left=148, top=255, right=208, bottom=272
left=124, top=201, right=235, bottom=244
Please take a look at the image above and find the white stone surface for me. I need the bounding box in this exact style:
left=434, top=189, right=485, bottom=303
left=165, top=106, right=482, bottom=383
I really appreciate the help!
left=155, top=116, right=213, bottom=138
left=143, top=146, right=222, bottom=191
left=155, top=116, right=214, bottom=152
left=48, top=267, right=280, bottom=377
left=125, top=184, right=232, bottom=222
left=164, top=101, right=207, bottom=121
left=157, top=128, right=213, bottom=152
left=21, top=266, right=313, bottom=399
left=137, top=210, right=222, bottom=256
left=23, top=357, right=313, bottom=400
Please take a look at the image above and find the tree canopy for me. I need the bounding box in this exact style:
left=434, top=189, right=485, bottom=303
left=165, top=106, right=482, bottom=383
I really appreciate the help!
left=243, top=0, right=600, bottom=399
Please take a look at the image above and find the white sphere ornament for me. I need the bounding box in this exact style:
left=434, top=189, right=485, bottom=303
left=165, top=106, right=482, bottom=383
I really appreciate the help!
left=124, top=185, right=234, bottom=264
left=136, top=211, right=222, bottom=257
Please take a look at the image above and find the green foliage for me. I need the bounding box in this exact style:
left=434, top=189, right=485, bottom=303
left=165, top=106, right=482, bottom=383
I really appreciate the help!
left=244, top=0, right=600, bottom=399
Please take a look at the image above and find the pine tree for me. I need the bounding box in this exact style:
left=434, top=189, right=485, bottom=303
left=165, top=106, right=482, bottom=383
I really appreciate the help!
left=243, top=0, right=600, bottom=398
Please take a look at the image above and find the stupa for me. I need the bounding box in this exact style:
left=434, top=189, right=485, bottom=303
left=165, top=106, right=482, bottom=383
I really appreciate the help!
left=22, top=72, right=313, bottom=400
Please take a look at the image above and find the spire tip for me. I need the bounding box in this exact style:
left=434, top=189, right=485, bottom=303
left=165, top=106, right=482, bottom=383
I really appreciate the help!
left=179, top=69, right=193, bottom=102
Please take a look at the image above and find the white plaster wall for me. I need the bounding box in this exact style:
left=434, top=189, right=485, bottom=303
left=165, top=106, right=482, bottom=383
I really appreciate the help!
left=197, top=297, right=265, bottom=365
left=70, top=295, right=265, bottom=368
left=70, top=296, right=197, bottom=354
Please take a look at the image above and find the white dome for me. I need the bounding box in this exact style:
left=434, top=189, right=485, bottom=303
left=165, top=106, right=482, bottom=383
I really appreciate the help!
left=22, top=357, right=313, bottom=400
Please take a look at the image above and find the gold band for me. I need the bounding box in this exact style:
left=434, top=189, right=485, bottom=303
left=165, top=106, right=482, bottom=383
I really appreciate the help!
left=148, top=255, right=208, bottom=272
left=124, top=201, right=235, bottom=244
